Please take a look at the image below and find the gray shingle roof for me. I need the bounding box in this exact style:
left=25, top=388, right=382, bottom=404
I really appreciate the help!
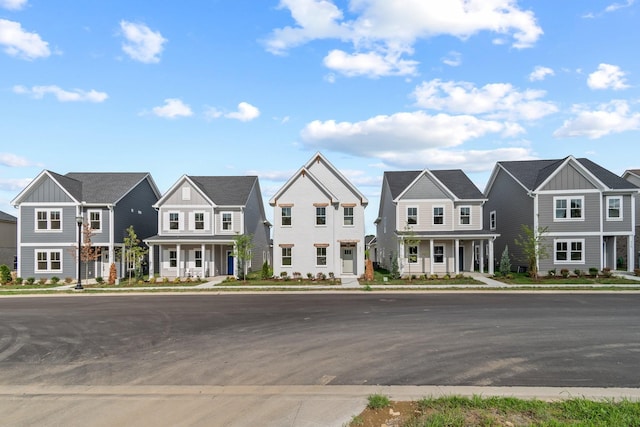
left=0, top=210, right=17, bottom=222
left=384, top=169, right=483, bottom=200
left=188, top=176, right=257, bottom=206
left=498, top=157, right=638, bottom=190
left=63, top=172, right=151, bottom=203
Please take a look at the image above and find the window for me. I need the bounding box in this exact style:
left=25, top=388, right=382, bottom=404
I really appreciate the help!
left=316, top=247, right=327, bottom=266
left=433, top=207, right=444, bottom=225
left=36, top=209, right=62, bottom=231
left=281, top=207, right=292, bottom=226
left=407, top=207, right=417, bottom=225
left=343, top=207, right=354, bottom=226
left=194, top=212, right=205, bottom=230
left=222, top=212, right=232, bottom=230
left=169, top=250, right=177, bottom=268
left=89, top=210, right=101, bottom=231
left=607, top=196, right=622, bottom=220
left=35, top=250, right=62, bottom=272
left=181, top=187, right=191, bottom=200
left=169, top=213, right=179, bottom=230
left=490, top=211, right=496, bottom=230
left=555, top=239, right=584, bottom=263
left=195, top=250, right=202, bottom=268
left=554, top=196, right=583, bottom=220
left=434, top=245, right=444, bottom=263
left=408, top=245, right=418, bottom=263
left=281, top=247, right=292, bottom=266
left=316, top=207, right=326, bottom=225
left=460, top=207, right=470, bottom=225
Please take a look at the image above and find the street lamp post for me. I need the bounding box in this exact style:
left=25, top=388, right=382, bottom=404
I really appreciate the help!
left=75, top=215, right=84, bottom=290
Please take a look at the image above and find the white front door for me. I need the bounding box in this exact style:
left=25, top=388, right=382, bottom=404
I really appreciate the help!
left=341, top=247, right=354, bottom=275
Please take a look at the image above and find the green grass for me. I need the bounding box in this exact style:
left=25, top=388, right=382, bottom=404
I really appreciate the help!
left=367, top=394, right=391, bottom=409
left=494, top=272, right=639, bottom=285
left=401, top=395, right=640, bottom=427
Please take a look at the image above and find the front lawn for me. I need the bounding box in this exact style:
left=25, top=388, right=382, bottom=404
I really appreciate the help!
left=493, top=272, right=639, bottom=285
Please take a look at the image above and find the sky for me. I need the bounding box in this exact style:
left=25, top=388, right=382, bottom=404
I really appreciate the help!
left=1, top=0, right=639, bottom=234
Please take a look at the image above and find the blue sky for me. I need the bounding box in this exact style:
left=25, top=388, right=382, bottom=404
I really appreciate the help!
left=2, top=0, right=639, bottom=233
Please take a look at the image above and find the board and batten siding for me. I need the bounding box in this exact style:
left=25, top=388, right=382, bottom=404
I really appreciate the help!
left=162, top=181, right=209, bottom=206
left=401, top=174, right=448, bottom=199
left=22, top=176, right=74, bottom=203
left=113, top=178, right=159, bottom=243
left=540, top=163, right=597, bottom=191
left=538, top=192, right=600, bottom=233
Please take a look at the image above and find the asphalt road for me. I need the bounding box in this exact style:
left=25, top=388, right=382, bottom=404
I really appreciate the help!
left=1, top=292, right=639, bottom=388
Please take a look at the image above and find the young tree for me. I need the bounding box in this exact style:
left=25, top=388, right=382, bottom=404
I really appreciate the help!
left=514, top=224, right=549, bottom=279
left=499, top=245, right=511, bottom=276
left=403, top=224, right=420, bottom=281
left=123, top=225, right=148, bottom=284
left=233, top=233, right=253, bottom=282
left=80, top=221, right=101, bottom=280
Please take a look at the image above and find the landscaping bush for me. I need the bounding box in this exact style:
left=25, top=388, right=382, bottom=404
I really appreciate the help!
left=95, top=276, right=104, bottom=284
left=0, top=264, right=11, bottom=284
left=14, top=277, right=23, bottom=285
left=574, top=269, right=582, bottom=277
left=367, top=394, right=390, bottom=410
left=635, top=269, right=640, bottom=277
left=50, top=276, right=60, bottom=285
left=26, top=277, right=35, bottom=285
left=261, top=261, right=272, bottom=280
left=589, top=267, right=598, bottom=276
left=560, top=268, right=570, bottom=278
left=38, top=278, right=47, bottom=285
left=547, top=269, right=556, bottom=277
left=316, top=272, right=326, bottom=281
left=306, top=272, right=313, bottom=279
left=65, top=277, right=73, bottom=284
left=601, top=268, right=612, bottom=278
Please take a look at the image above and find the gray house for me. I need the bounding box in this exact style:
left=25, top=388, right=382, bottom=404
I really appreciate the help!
left=144, top=175, right=271, bottom=279
left=375, top=169, right=499, bottom=276
left=0, top=210, right=17, bottom=269
left=11, top=171, right=161, bottom=280
left=484, top=156, right=639, bottom=274
left=622, top=169, right=640, bottom=268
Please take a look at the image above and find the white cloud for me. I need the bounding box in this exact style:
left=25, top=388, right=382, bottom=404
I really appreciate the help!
left=587, top=63, right=629, bottom=90
left=529, top=66, right=554, bottom=81
left=553, top=100, right=640, bottom=139
left=0, top=19, right=50, bottom=60
left=0, top=152, right=32, bottom=167
left=412, top=79, right=558, bottom=121
left=152, top=98, right=193, bottom=119
left=225, top=102, right=261, bottom=122
left=0, top=0, right=27, bottom=10
left=0, top=178, right=31, bottom=191
left=13, top=85, right=108, bottom=102
left=323, top=49, right=418, bottom=77
left=442, top=51, right=462, bottom=67
left=605, top=0, right=635, bottom=12
left=300, top=110, right=519, bottom=156
left=119, top=20, right=166, bottom=63
left=265, top=0, right=542, bottom=77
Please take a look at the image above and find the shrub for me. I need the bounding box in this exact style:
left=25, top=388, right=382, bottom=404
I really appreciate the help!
left=560, top=268, right=570, bottom=278
left=635, top=269, right=640, bottom=277
left=65, top=277, right=73, bottom=284
left=442, top=274, right=450, bottom=280
left=429, top=274, right=438, bottom=280
left=306, top=272, right=313, bottom=279
left=50, top=276, right=60, bottom=285
left=601, top=268, right=612, bottom=278
left=173, top=277, right=181, bottom=284
left=38, top=278, right=47, bottom=285
left=95, top=276, right=104, bottom=284
left=574, top=269, right=582, bottom=277
left=162, top=277, right=169, bottom=283
left=108, top=262, right=117, bottom=285
left=547, top=269, right=556, bottom=277
left=367, top=394, right=391, bottom=409
left=14, top=277, right=23, bottom=285
left=26, top=277, right=35, bottom=285
left=316, top=272, right=326, bottom=281
left=589, top=267, right=598, bottom=276
left=499, top=245, right=511, bottom=276
left=292, top=272, right=302, bottom=279
left=455, top=273, right=464, bottom=279
left=390, top=257, right=400, bottom=280
left=137, top=280, right=144, bottom=285
left=505, top=273, right=514, bottom=279
left=0, top=264, right=11, bottom=284
left=148, top=276, right=157, bottom=284
left=261, top=261, right=272, bottom=280
left=328, top=272, right=335, bottom=279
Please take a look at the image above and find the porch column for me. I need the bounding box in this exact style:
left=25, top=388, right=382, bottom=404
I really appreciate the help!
left=628, top=235, right=635, bottom=272
left=148, top=245, right=154, bottom=278
left=176, top=244, right=181, bottom=278
left=454, top=239, right=460, bottom=275
left=158, top=244, right=162, bottom=278
left=399, top=237, right=405, bottom=275
left=201, top=243, right=206, bottom=278
left=488, top=239, right=495, bottom=275
left=429, top=239, right=434, bottom=274
left=479, top=241, right=485, bottom=274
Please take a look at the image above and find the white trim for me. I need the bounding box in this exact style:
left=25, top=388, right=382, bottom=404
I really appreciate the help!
left=553, top=195, right=584, bottom=221
left=221, top=211, right=233, bottom=231
left=546, top=231, right=606, bottom=237
left=433, top=244, right=445, bottom=264
left=88, top=209, right=102, bottom=233
left=34, top=208, right=63, bottom=233
left=34, top=249, right=63, bottom=273
left=605, top=196, right=623, bottom=221
left=489, top=210, right=496, bottom=230
left=432, top=206, right=445, bottom=226
left=553, top=238, right=585, bottom=264
left=160, top=204, right=212, bottom=209
left=16, top=202, right=77, bottom=207
left=536, top=189, right=601, bottom=195
left=458, top=205, right=471, bottom=225
left=20, top=242, right=75, bottom=247
left=406, top=206, right=418, bottom=226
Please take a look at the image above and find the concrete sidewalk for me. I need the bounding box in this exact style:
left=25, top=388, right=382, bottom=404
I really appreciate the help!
left=1, top=384, right=639, bottom=427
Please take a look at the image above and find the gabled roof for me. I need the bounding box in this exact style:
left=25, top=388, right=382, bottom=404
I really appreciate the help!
left=0, top=210, right=17, bottom=223
left=64, top=172, right=160, bottom=204
left=384, top=169, right=484, bottom=201
left=189, top=175, right=258, bottom=206
left=12, top=170, right=160, bottom=206
left=492, top=156, right=638, bottom=192
left=304, top=152, right=368, bottom=205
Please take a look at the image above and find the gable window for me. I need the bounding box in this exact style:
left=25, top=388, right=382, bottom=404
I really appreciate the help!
left=344, top=207, right=354, bottom=226
left=433, top=245, right=444, bottom=263
left=36, top=209, right=62, bottom=231
left=181, top=187, right=191, bottom=201
left=281, top=207, right=292, bottom=226
left=489, top=211, right=496, bottom=230
left=169, top=250, right=177, bottom=268
left=460, top=207, right=471, bottom=225
left=222, top=212, right=232, bottom=230
left=169, top=213, right=179, bottom=230
left=408, top=245, right=418, bottom=263
left=316, top=207, right=326, bottom=225
left=407, top=207, right=417, bottom=225
left=89, top=210, right=101, bottom=231
left=316, top=247, right=327, bottom=266
left=433, top=207, right=444, bottom=225
left=35, top=250, right=62, bottom=272
left=281, top=247, right=292, bottom=266
left=606, top=196, right=622, bottom=220
left=194, top=250, right=202, bottom=268
left=554, top=196, right=583, bottom=220
left=194, top=212, right=205, bottom=230
left=555, top=239, right=584, bottom=263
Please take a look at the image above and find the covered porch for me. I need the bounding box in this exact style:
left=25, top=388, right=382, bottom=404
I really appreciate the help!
left=397, top=230, right=499, bottom=277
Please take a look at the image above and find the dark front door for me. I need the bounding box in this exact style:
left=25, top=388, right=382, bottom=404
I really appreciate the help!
left=227, top=251, right=234, bottom=275
left=458, top=246, right=464, bottom=271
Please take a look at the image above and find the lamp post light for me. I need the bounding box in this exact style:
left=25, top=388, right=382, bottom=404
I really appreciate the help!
left=75, top=215, right=84, bottom=290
